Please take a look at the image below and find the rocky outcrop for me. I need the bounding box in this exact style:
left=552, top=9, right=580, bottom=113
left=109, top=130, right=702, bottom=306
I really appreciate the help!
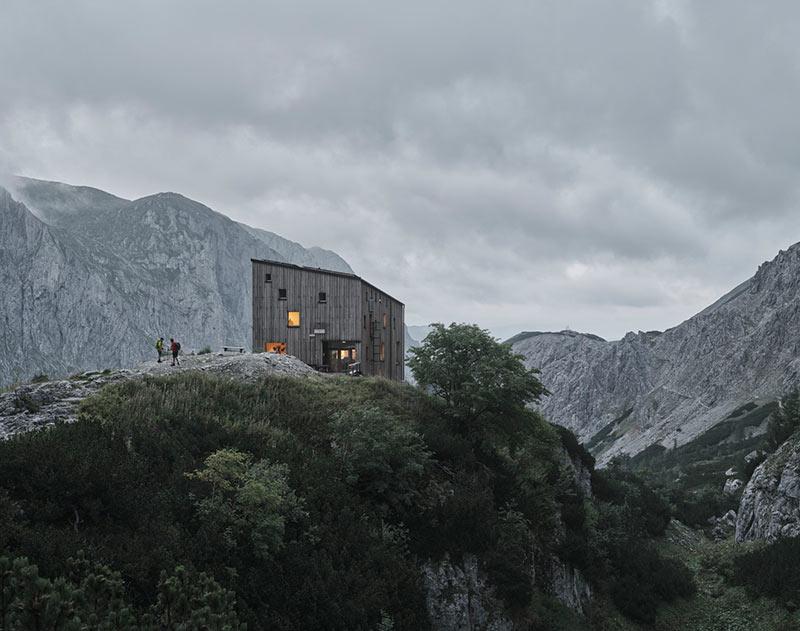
left=723, top=478, right=744, bottom=495
left=0, top=177, right=351, bottom=387
left=561, top=449, right=593, bottom=498
left=736, top=433, right=800, bottom=542
left=0, top=352, right=316, bottom=440
left=708, top=510, right=738, bottom=541
left=422, top=555, right=513, bottom=631
left=543, top=557, right=592, bottom=614
left=511, top=244, right=800, bottom=464
left=422, top=544, right=593, bottom=627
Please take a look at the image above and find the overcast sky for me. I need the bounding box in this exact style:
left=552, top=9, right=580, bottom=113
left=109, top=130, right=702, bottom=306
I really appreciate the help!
left=2, top=1, right=800, bottom=340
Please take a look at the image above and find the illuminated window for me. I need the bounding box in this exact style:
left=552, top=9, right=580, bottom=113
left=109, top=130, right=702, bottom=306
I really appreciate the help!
left=288, top=311, right=300, bottom=327
left=379, top=343, right=385, bottom=362
left=383, top=313, right=388, bottom=328
left=278, top=288, right=287, bottom=300
left=265, top=342, right=286, bottom=353
left=265, top=273, right=272, bottom=283
left=319, top=291, right=327, bottom=303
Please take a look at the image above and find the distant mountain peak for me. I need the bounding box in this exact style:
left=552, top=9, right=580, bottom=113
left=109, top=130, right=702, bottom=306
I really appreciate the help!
left=505, top=330, right=607, bottom=346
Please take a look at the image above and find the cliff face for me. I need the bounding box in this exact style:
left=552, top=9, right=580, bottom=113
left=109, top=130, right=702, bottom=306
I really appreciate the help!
left=511, top=244, right=800, bottom=463
left=422, top=555, right=514, bottom=631
left=736, top=432, right=800, bottom=543
left=0, top=178, right=351, bottom=386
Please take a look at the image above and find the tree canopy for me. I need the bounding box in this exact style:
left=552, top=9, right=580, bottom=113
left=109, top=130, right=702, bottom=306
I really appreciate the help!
left=407, top=323, right=548, bottom=431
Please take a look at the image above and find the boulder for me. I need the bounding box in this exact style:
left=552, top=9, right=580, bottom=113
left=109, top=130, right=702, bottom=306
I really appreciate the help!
left=723, top=478, right=743, bottom=495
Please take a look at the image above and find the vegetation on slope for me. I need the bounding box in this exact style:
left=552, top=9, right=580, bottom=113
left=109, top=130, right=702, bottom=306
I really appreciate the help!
left=0, top=324, right=695, bottom=629
left=616, top=389, right=800, bottom=534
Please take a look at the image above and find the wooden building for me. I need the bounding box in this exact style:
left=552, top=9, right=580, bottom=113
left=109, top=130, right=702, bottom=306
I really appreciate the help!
left=252, top=259, right=405, bottom=380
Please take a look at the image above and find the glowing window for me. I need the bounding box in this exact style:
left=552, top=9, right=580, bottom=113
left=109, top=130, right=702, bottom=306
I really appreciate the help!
left=265, top=342, right=286, bottom=354
left=287, top=311, right=300, bottom=328
left=383, top=313, right=388, bottom=328
left=379, top=343, right=385, bottom=362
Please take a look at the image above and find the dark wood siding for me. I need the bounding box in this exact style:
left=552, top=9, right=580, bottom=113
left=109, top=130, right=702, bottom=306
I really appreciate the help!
left=359, top=282, right=404, bottom=381
left=252, top=259, right=403, bottom=380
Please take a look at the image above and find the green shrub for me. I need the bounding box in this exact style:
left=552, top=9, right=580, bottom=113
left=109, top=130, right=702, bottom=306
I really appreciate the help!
left=610, top=544, right=696, bottom=623
left=732, top=537, right=800, bottom=605
left=0, top=554, right=244, bottom=629
left=12, top=393, right=40, bottom=413
left=198, top=346, right=212, bottom=355
left=766, top=390, right=800, bottom=451
left=669, top=484, right=738, bottom=527
left=30, top=373, right=49, bottom=383
left=0, top=361, right=692, bottom=627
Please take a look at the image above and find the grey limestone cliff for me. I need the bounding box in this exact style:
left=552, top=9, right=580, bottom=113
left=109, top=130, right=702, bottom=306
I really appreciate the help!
left=736, top=432, right=800, bottom=542
left=511, top=244, right=800, bottom=463
left=422, top=555, right=514, bottom=631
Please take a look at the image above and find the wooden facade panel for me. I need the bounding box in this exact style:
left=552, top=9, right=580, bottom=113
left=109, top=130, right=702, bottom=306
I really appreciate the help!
left=252, top=259, right=403, bottom=379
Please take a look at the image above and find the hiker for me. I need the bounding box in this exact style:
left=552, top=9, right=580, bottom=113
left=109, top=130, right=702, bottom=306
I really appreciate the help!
left=155, top=337, right=165, bottom=363
left=170, top=338, right=181, bottom=366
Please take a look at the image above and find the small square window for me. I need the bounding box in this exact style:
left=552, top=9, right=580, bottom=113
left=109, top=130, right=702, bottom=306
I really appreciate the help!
left=288, top=311, right=300, bottom=327
left=319, top=291, right=327, bottom=303
left=265, top=273, right=272, bottom=283
left=278, top=288, right=287, bottom=300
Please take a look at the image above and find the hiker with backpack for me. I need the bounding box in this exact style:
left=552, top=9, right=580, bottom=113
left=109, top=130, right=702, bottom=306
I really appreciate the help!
left=170, top=338, right=181, bottom=366
left=155, top=337, right=165, bottom=363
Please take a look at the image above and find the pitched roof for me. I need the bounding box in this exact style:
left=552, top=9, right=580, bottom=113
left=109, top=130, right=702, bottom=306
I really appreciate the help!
left=251, top=258, right=404, bottom=305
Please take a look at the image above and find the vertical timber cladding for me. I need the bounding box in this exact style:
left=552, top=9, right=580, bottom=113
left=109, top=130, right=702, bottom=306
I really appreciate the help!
left=252, top=259, right=404, bottom=380
left=359, top=280, right=405, bottom=381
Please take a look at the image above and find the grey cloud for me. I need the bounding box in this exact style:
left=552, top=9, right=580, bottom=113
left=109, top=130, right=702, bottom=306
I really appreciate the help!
left=2, top=0, right=800, bottom=340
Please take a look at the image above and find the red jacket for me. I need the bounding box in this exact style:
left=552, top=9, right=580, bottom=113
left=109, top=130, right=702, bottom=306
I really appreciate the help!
left=170, top=341, right=179, bottom=353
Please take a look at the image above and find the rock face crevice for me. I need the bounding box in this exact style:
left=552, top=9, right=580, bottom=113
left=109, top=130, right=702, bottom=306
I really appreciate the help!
left=736, top=433, right=800, bottom=542
left=0, top=178, right=351, bottom=387
left=511, top=244, right=800, bottom=463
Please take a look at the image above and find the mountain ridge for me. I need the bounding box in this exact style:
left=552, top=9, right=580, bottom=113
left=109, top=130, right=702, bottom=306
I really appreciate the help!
left=511, top=242, right=800, bottom=464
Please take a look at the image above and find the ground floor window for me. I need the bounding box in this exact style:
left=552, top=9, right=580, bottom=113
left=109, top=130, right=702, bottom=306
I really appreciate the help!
left=265, top=342, right=287, bottom=353
left=322, top=341, right=359, bottom=373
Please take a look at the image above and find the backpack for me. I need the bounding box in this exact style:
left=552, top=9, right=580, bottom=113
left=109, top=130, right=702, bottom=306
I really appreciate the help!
left=176, top=342, right=181, bottom=352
